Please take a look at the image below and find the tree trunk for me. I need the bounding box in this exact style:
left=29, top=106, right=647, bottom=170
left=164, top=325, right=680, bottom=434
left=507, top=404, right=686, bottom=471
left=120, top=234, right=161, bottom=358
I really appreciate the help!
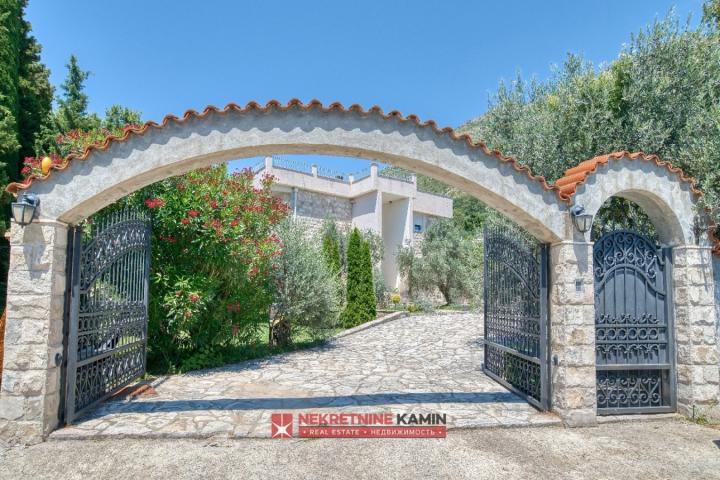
left=439, top=283, right=452, bottom=306
left=270, top=317, right=291, bottom=347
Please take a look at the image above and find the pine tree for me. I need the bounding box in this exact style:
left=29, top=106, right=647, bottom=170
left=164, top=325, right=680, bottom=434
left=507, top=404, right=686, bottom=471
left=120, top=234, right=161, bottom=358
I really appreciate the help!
left=56, top=55, right=97, bottom=131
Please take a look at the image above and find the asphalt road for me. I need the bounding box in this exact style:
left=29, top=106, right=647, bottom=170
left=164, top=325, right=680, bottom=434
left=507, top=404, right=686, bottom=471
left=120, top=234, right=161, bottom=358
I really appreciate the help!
left=2, top=419, right=720, bottom=479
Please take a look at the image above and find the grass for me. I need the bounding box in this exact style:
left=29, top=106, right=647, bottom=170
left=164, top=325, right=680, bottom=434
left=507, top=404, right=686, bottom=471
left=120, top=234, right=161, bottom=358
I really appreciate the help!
left=146, top=323, right=343, bottom=376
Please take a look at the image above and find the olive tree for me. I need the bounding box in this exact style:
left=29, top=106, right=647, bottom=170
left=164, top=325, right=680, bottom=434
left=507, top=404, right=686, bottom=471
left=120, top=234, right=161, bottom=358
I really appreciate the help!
left=398, top=219, right=482, bottom=306
left=271, top=220, right=342, bottom=346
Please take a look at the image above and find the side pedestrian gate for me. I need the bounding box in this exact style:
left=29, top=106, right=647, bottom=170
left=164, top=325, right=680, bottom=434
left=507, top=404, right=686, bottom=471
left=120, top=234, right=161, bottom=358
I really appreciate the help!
left=63, top=209, right=151, bottom=423
left=483, top=224, right=550, bottom=410
left=593, top=230, right=676, bottom=414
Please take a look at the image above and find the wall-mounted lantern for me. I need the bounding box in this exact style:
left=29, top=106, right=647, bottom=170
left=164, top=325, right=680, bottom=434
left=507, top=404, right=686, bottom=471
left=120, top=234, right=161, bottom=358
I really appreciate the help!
left=11, top=193, right=39, bottom=226
left=570, top=204, right=593, bottom=234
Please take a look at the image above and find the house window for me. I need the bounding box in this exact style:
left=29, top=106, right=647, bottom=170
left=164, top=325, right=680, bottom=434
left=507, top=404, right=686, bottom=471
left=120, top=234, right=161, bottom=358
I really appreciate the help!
left=414, top=223, right=422, bottom=233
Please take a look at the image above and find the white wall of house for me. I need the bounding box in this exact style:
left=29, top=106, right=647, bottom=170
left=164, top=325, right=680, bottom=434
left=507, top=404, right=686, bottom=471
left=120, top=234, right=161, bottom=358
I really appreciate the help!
left=381, top=196, right=412, bottom=291
left=253, top=156, right=452, bottom=292
left=352, top=191, right=382, bottom=233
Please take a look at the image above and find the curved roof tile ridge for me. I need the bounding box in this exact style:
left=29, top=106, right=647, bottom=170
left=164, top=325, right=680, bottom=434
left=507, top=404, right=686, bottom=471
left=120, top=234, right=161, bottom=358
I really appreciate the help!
left=6, top=99, right=560, bottom=197
left=554, top=151, right=702, bottom=200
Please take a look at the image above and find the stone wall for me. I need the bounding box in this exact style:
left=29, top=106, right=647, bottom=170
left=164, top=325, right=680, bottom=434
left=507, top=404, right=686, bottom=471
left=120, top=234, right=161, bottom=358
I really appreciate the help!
left=673, top=246, right=720, bottom=417
left=412, top=232, right=424, bottom=256
left=0, top=222, right=68, bottom=444
left=294, top=189, right=351, bottom=238
left=549, top=241, right=597, bottom=427
left=715, top=256, right=720, bottom=407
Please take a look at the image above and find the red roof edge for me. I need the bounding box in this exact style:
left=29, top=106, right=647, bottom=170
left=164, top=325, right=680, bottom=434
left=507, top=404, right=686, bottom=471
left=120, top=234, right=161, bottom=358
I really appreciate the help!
left=5, top=99, right=561, bottom=199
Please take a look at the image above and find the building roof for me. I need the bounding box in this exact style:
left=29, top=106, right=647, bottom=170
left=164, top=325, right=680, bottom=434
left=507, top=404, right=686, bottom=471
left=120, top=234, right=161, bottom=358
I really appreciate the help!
left=554, top=151, right=702, bottom=200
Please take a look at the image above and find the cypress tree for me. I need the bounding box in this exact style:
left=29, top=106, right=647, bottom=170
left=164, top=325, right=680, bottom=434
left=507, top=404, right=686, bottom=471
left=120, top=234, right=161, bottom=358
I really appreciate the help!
left=0, top=0, right=22, bottom=183
left=359, top=239, right=376, bottom=319
left=340, top=228, right=376, bottom=327
left=322, top=232, right=341, bottom=275
left=0, top=0, right=52, bottom=182
left=0, top=1, right=52, bottom=312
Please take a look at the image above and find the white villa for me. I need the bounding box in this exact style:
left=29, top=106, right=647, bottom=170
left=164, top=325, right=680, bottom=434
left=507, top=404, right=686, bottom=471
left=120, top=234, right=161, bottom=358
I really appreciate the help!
left=252, top=156, right=453, bottom=291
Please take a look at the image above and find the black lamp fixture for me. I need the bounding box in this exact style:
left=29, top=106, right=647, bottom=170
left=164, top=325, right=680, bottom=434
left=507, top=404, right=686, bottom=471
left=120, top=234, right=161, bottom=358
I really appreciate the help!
left=11, top=193, right=39, bottom=226
left=570, top=204, right=593, bottom=233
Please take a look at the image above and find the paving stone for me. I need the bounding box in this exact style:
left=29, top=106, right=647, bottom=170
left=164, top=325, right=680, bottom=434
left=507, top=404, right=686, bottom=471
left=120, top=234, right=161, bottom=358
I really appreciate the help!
left=52, top=312, right=560, bottom=439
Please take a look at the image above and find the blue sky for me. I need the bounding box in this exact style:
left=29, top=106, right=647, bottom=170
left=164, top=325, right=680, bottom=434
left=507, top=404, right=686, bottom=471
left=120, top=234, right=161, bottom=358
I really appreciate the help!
left=26, top=0, right=703, bottom=173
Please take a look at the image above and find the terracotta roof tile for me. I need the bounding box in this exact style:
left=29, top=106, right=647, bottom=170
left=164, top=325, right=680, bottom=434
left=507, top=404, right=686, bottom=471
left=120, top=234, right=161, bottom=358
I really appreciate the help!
left=554, top=151, right=702, bottom=200
left=5, top=99, right=560, bottom=198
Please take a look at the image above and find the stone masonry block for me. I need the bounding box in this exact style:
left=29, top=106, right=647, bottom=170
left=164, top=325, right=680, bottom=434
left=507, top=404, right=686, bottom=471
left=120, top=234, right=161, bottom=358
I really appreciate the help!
left=3, top=318, right=51, bottom=345
left=0, top=369, right=47, bottom=396
left=1, top=344, right=49, bottom=370
left=553, top=365, right=596, bottom=389
left=9, top=222, right=68, bottom=248
left=551, top=325, right=594, bottom=348
left=6, top=268, right=66, bottom=297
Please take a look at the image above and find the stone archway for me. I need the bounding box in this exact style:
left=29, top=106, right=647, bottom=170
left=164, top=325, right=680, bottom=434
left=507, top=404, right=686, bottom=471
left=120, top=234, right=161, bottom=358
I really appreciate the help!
left=555, top=151, right=720, bottom=419
left=1, top=101, right=717, bottom=444
left=6, top=100, right=567, bottom=242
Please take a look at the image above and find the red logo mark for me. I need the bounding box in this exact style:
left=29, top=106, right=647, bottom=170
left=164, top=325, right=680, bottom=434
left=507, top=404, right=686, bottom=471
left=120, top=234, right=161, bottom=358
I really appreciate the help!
left=271, top=413, right=293, bottom=439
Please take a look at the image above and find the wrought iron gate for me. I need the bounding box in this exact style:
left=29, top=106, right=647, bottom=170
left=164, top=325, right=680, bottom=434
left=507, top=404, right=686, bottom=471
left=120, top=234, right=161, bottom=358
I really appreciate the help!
left=483, top=224, right=549, bottom=410
left=64, top=209, right=151, bottom=423
left=593, top=230, right=675, bottom=414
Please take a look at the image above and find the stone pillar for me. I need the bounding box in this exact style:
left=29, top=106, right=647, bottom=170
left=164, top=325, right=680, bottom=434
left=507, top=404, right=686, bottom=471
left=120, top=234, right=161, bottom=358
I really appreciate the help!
left=0, top=221, right=68, bottom=445
left=673, top=246, right=720, bottom=418
left=549, top=241, right=597, bottom=427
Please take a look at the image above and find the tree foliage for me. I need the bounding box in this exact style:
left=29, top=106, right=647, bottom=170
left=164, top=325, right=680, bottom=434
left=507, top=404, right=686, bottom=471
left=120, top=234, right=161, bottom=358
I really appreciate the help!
left=340, top=228, right=376, bottom=327
left=398, top=219, right=482, bottom=305
left=126, top=166, right=289, bottom=372
left=322, top=229, right=342, bottom=275
left=0, top=0, right=52, bottom=185
left=460, top=7, right=720, bottom=230
left=0, top=0, right=52, bottom=312
left=55, top=55, right=99, bottom=132
left=270, top=220, right=342, bottom=346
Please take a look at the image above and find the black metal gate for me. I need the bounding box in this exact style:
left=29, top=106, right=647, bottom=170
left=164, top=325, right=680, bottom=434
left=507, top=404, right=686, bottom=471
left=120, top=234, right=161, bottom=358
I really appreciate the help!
left=593, top=230, right=676, bottom=414
left=483, top=224, right=549, bottom=410
left=64, top=209, right=151, bottom=423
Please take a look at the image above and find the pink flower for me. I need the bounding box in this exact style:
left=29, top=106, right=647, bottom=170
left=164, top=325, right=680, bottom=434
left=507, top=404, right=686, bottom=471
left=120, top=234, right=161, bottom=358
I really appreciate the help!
left=144, top=198, right=165, bottom=209
left=188, top=210, right=199, bottom=218
left=181, top=218, right=190, bottom=225
left=189, top=293, right=200, bottom=303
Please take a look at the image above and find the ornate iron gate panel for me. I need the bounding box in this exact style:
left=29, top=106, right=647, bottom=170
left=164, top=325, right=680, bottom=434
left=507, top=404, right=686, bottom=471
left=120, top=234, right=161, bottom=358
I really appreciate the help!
left=483, top=224, right=549, bottom=410
left=65, top=209, right=151, bottom=423
left=593, top=230, right=675, bottom=414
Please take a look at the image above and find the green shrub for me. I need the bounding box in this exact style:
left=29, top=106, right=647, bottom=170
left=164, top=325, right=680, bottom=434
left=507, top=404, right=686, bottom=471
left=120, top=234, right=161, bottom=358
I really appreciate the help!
left=136, top=165, right=288, bottom=372
left=340, top=228, right=376, bottom=327
left=398, top=219, right=482, bottom=306
left=270, top=220, right=342, bottom=346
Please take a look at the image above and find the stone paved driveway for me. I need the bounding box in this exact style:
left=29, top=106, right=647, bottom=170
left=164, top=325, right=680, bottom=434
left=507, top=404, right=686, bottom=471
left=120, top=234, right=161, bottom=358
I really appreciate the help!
left=51, top=312, right=558, bottom=439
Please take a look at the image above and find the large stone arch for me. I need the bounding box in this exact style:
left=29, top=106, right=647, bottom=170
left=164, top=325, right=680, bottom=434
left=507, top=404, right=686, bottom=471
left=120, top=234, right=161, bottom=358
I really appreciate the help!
left=7, top=100, right=567, bottom=242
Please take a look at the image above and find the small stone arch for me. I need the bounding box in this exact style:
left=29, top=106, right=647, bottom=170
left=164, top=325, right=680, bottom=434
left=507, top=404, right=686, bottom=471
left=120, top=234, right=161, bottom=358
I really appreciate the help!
left=555, top=151, right=704, bottom=246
